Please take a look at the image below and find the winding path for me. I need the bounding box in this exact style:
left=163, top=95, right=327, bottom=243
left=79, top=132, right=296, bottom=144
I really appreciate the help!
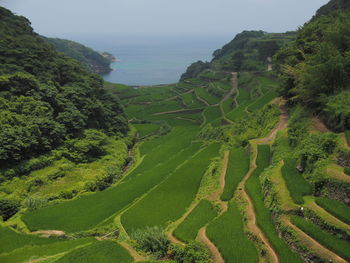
left=197, top=228, right=225, bottom=263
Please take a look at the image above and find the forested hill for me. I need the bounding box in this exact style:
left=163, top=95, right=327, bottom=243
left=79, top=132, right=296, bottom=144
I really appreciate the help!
left=45, top=37, right=115, bottom=74
left=0, top=7, right=128, bottom=167
left=274, top=0, right=350, bottom=131
left=180, top=30, right=296, bottom=81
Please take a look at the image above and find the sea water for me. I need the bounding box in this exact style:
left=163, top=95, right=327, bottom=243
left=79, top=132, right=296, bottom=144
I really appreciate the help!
left=73, top=35, right=232, bottom=86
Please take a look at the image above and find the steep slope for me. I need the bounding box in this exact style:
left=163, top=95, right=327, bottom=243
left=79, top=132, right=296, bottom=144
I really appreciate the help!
left=45, top=37, right=115, bottom=74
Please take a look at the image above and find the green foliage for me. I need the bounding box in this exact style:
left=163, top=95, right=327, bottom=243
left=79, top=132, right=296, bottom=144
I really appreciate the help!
left=203, top=106, right=222, bottom=124
left=221, top=148, right=250, bottom=201
left=173, top=200, right=218, bottom=242
left=54, top=240, right=133, bottom=263
left=168, top=241, right=212, bottom=263
left=345, top=167, right=350, bottom=176
left=291, top=215, right=350, bottom=261
left=195, top=88, right=220, bottom=105
left=281, top=159, right=312, bottom=204
left=287, top=106, right=310, bottom=147
left=345, top=130, right=350, bottom=145
left=0, top=199, right=19, bottom=220
left=316, top=197, right=350, bottom=224
left=131, top=226, right=170, bottom=258
left=247, top=89, right=278, bottom=112
left=206, top=202, right=259, bottom=263
left=134, top=123, right=160, bottom=138
left=121, top=144, right=220, bottom=233
left=246, top=145, right=302, bottom=263
left=46, top=37, right=112, bottom=74
left=0, top=7, right=128, bottom=168
left=275, top=8, right=350, bottom=130
left=180, top=61, right=210, bottom=81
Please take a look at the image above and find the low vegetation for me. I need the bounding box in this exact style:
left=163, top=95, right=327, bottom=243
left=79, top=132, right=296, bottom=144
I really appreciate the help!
left=315, top=197, right=350, bottom=225
left=173, top=200, right=217, bottom=242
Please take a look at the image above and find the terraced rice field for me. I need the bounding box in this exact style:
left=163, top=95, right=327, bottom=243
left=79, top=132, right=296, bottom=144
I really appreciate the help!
left=315, top=197, right=350, bottom=224
left=247, top=89, right=278, bottom=112
left=221, top=148, right=250, bottom=201
left=204, top=106, right=222, bottom=124
left=281, top=159, right=313, bottom=204
left=195, top=87, right=220, bottom=105
left=245, top=145, right=302, bottom=263
left=134, top=123, right=160, bottom=137
left=22, top=127, right=200, bottom=232
left=206, top=202, right=259, bottom=263
left=121, top=143, right=220, bottom=233
left=291, top=216, right=350, bottom=261
left=55, top=241, right=133, bottom=263
left=173, top=200, right=218, bottom=242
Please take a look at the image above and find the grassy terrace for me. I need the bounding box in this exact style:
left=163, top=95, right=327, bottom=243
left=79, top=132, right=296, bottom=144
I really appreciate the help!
left=173, top=200, right=217, bottom=242
left=207, top=202, right=259, bottom=263
left=281, top=159, right=313, bottom=204
left=247, top=89, right=278, bottom=112
left=55, top=241, right=133, bottom=263
left=203, top=106, right=222, bottom=124
left=221, top=148, right=250, bottom=201
left=245, top=145, right=302, bottom=263
left=315, top=197, right=350, bottom=225
left=291, top=216, right=350, bottom=261
left=133, top=123, right=160, bottom=138
left=121, top=143, right=220, bottom=233
left=195, top=87, right=220, bottom=105
left=0, top=235, right=95, bottom=263
left=22, top=126, right=200, bottom=232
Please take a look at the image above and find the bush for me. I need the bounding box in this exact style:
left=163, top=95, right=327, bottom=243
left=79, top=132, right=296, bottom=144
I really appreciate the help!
left=131, top=226, right=170, bottom=259
left=345, top=167, right=350, bottom=176
left=0, top=199, right=20, bottom=221
left=23, top=197, right=48, bottom=211
left=169, top=241, right=212, bottom=263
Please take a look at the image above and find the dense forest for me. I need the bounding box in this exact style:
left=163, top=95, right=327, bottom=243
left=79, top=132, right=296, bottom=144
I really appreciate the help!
left=45, top=37, right=115, bottom=74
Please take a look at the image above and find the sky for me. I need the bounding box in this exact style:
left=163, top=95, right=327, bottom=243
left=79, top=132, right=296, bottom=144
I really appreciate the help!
left=1, top=0, right=329, bottom=40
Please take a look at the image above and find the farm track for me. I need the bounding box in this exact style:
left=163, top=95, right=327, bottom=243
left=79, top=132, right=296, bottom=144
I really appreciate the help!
left=281, top=216, right=347, bottom=263
left=197, top=228, right=225, bottom=263
left=120, top=241, right=147, bottom=262
left=221, top=72, right=238, bottom=103
left=235, top=105, right=289, bottom=263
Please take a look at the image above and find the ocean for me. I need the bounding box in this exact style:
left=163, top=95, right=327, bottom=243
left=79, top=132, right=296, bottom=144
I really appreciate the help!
left=73, top=35, right=232, bottom=86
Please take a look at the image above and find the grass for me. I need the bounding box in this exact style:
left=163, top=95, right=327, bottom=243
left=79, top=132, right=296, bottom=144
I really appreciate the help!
left=291, top=216, right=350, bottom=261
left=315, top=197, right=350, bottom=225
left=212, top=80, right=231, bottom=91
left=173, top=200, right=217, bottom=242
left=206, top=202, right=259, bottom=263
left=133, top=124, right=160, bottom=138
left=195, top=87, right=220, bottom=105
left=281, top=159, right=313, bottom=204
left=345, top=130, right=350, bottom=146
left=245, top=145, right=302, bottom=263
left=0, top=226, right=64, bottom=254
left=203, top=106, right=222, bottom=124
left=345, top=167, right=350, bottom=176
left=181, top=92, right=204, bottom=108
left=221, top=98, right=236, bottom=114
left=54, top=241, right=133, bottom=263
left=121, top=143, right=220, bottom=233
left=0, top=237, right=95, bottom=263
left=247, top=89, right=278, bottom=112
left=221, top=148, right=250, bottom=201
left=22, top=127, right=200, bottom=233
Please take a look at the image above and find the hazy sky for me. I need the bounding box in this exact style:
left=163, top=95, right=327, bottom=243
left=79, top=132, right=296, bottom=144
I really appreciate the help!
left=1, top=0, right=329, bottom=38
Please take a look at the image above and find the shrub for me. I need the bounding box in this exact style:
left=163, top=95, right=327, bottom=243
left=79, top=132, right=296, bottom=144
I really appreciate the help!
left=131, top=226, right=170, bottom=259
left=345, top=167, right=350, bottom=176
left=169, top=241, right=212, bottom=263
left=23, top=197, right=48, bottom=211
left=0, top=199, right=20, bottom=221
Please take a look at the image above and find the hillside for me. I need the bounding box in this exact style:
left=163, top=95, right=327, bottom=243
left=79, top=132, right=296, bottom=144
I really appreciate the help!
left=1, top=0, right=350, bottom=263
left=45, top=37, right=115, bottom=74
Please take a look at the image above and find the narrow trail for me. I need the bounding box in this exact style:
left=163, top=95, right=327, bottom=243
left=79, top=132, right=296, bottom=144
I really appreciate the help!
left=197, top=228, right=225, bottom=263
left=120, top=241, right=147, bottom=262
left=267, top=57, right=272, bottom=72
left=340, top=133, right=350, bottom=149
left=235, top=105, right=289, bottom=263
left=208, top=150, right=229, bottom=213
left=281, top=216, right=347, bottom=263
left=221, top=72, right=238, bottom=103
left=195, top=90, right=211, bottom=106
left=31, top=230, right=66, bottom=237
left=311, top=116, right=330, bottom=133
